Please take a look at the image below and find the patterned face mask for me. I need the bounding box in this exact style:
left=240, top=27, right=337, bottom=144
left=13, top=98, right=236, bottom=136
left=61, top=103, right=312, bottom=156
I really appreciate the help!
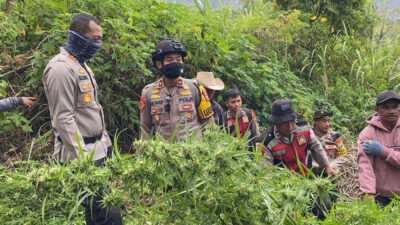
left=64, top=30, right=101, bottom=63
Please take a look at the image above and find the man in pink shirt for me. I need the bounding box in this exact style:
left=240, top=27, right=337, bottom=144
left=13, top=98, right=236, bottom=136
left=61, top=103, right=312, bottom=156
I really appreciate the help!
left=358, top=90, right=400, bottom=206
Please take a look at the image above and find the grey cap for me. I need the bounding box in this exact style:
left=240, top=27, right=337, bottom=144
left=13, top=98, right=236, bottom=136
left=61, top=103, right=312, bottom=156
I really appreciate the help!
left=376, top=90, right=400, bottom=106
left=268, top=99, right=300, bottom=124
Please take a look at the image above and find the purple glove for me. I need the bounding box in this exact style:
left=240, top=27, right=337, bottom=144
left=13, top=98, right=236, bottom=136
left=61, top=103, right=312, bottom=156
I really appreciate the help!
left=363, top=140, right=383, bottom=155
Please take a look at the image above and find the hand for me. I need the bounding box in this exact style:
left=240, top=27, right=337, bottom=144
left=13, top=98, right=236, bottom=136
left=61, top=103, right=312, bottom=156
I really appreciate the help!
left=363, top=140, right=383, bottom=155
left=324, top=165, right=337, bottom=177
left=22, top=97, right=35, bottom=107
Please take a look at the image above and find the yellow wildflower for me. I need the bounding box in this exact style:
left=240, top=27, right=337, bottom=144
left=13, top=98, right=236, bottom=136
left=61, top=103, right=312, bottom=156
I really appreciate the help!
left=320, top=17, right=327, bottom=23
left=310, top=16, right=317, bottom=21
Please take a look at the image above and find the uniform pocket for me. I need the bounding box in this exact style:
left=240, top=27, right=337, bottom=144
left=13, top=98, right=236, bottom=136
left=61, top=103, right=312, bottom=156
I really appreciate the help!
left=179, top=103, right=195, bottom=121
left=77, top=80, right=95, bottom=107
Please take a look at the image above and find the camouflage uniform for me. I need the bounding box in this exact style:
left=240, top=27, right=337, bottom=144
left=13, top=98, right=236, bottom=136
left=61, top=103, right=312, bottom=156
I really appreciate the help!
left=140, top=77, right=214, bottom=140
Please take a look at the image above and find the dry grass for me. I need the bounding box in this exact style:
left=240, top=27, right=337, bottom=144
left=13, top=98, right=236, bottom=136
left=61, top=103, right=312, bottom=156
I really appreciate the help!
left=337, top=137, right=360, bottom=200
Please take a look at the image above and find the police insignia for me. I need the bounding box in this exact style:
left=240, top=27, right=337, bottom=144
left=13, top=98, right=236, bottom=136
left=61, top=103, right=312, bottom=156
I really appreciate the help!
left=80, top=83, right=93, bottom=90
left=186, top=112, right=192, bottom=119
left=69, top=54, right=78, bottom=61
left=78, top=68, right=86, bottom=74
left=180, top=91, right=191, bottom=96
left=140, top=96, right=146, bottom=112
left=183, top=85, right=189, bottom=90
left=152, top=89, right=160, bottom=94
left=154, top=115, right=160, bottom=121
left=83, top=93, right=91, bottom=103
left=151, top=95, right=161, bottom=99
left=243, top=116, right=249, bottom=123
left=182, top=104, right=192, bottom=110
left=158, top=80, right=163, bottom=87
left=296, top=135, right=306, bottom=146
left=151, top=108, right=157, bottom=114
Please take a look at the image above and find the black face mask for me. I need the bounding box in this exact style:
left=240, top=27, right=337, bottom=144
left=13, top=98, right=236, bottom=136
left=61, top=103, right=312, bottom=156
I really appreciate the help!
left=64, top=30, right=101, bottom=63
left=161, top=62, right=184, bottom=79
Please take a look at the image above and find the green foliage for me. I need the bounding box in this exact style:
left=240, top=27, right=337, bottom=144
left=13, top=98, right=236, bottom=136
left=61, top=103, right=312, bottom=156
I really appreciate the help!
left=1, top=126, right=400, bottom=224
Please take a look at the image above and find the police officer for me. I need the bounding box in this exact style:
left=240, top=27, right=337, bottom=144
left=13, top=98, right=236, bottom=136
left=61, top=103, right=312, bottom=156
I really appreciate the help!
left=42, top=13, right=122, bottom=225
left=312, top=110, right=348, bottom=174
left=140, top=39, right=214, bottom=140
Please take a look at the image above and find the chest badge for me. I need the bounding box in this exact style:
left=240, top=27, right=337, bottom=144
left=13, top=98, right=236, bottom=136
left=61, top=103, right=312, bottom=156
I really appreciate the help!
left=80, top=83, right=93, bottom=91
left=78, top=68, right=86, bottom=74
left=186, top=112, right=192, bottom=119
left=83, top=93, right=91, bottom=103
left=183, top=84, right=189, bottom=90
left=242, top=116, right=249, bottom=123
left=296, top=135, right=307, bottom=146
left=151, top=95, right=161, bottom=100
left=180, top=91, right=191, bottom=96
left=69, top=54, right=78, bottom=62
left=152, top=89, right=160, bottom=94
left=154, top=114, right=160, bottom=122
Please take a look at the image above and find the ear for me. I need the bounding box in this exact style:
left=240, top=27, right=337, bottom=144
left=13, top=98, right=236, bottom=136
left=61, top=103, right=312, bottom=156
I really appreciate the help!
left=224, top=101, right=229, bottom=107
left=375, top=106, right=379, bottom=113
left=156, top=60, right=163, bottom=70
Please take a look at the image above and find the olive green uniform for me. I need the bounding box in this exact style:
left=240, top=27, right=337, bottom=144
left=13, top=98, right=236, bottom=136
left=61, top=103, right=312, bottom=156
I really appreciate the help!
left=43, top=47, right=111, bottom=163
left=140, top=77, right=214, bottom=140
left=313, top=128, right=348, bottom=173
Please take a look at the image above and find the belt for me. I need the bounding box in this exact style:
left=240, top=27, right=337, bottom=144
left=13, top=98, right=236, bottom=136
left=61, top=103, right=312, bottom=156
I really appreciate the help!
left=57, top=134, right=103, bottom=145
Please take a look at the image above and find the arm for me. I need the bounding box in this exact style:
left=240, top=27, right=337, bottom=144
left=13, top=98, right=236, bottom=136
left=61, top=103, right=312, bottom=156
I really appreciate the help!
left=196, top=85, right=215, bottom=125
left=308, top=129, right=330, bottom=168
left=308, top=129, right=336, bottom=175
left=140, top=86, right=153, bottom=140
left=380, top=145, right=400, bottom=168
left=0, top=97, right=23, bottom=112
left=44, top=63, right=87, bottom=157
left=250, top=110, right=260, bottom=146
left=357, top=129, right=377, bottom=195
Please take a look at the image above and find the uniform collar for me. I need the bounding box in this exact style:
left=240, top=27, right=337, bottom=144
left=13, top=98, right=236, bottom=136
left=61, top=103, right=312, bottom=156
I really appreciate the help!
left=61, top=47, right=80, bottom=63
left=273, top=125, right=301, bottom=144
left=312, top=126, right=327, bottom=138
left=156, top=77, right=184, bottom=89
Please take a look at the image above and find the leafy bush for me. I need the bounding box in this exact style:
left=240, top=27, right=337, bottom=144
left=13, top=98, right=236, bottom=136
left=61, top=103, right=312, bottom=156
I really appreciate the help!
left=1, top=126, right=400, bottom=224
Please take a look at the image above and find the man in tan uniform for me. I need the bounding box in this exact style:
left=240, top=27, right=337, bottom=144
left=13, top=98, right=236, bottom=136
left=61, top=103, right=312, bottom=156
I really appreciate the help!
left=43, top=14, right=122, bottom=225
left=140, top=39, right=214, bottom=140
left=312, top=110, right=348, bottom=174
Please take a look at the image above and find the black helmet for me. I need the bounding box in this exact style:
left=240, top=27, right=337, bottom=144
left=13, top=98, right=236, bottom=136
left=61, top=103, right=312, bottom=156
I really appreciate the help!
left=152, top=39, right=187, bottom=67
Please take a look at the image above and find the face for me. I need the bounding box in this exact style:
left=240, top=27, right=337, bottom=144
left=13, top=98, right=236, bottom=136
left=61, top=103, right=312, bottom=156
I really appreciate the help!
left=156, top=53, right=183, bottom=69
left=225, top=96, right=242, bottom=114
left=314, top=116, right=331, bottom=133
left=275, top=120, right=296, bottom=138
left=206, top=88, right=215, bottom=99
left=84, top=20, right=103, bottom=41
left=376, top=100, right=400, bottom=126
